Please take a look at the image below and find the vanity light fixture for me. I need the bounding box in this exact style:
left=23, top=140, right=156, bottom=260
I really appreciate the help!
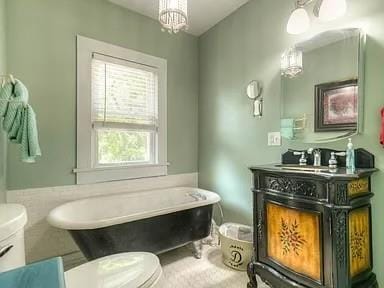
left=281, top=47, right=303, bottom=78
left=287, top=0, right=347, bottom=35
left=287, top=4, right=310, bottom=35
left=159, top=0, right=188, bottom=34
left=315, top=0, right=347, bottom=21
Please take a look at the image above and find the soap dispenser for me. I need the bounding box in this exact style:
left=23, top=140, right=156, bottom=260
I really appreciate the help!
left=346, top=138, right=355, bottom=174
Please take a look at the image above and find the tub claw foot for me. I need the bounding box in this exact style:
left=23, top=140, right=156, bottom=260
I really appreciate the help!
left=191, top=240, right=202, bottom=259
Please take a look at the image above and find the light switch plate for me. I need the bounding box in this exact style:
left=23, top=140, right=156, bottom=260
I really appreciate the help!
left=268, top=132, right=281, bottom=146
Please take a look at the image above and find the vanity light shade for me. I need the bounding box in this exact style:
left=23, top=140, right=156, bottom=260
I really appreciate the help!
left=317, top=0, right=347, bottom=21
left=287, top=8, right=310, bottom=35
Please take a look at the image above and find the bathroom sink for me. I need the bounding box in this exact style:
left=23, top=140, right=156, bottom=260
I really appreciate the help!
left=274, top=164, right=330, bottom=173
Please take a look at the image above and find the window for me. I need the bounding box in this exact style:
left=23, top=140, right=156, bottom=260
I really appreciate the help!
left=76, top=36, right=167, bottom=184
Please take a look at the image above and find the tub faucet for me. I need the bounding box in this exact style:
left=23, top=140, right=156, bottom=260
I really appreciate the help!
left=308, top=148, right=321, bottom=167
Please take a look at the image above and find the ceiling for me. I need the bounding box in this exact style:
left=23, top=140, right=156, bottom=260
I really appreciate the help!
left=108, top=0, right=250, bottom=36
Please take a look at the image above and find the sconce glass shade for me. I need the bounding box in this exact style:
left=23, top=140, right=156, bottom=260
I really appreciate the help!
left=159, top=0, right=188, bottom=34
left=317, top=0, right=347, bottom=21
left=281, top=48, right=303, bottom=78
left=287, top=7, right=310, bottom=35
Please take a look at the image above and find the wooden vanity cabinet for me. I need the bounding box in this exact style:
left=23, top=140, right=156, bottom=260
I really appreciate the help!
left=247, top=165, right=378, bottom=288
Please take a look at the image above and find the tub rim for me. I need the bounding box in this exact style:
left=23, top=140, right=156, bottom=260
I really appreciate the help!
left=47, top=187, right=220, bottom=230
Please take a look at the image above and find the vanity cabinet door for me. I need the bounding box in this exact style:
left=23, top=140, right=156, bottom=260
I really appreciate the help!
left=255, top=193, right=331, bottom=287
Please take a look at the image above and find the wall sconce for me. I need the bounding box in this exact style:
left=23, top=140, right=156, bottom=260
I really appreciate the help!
left=246, top=81, right=263, bottom=118
left=281, top=47, right=303, bottom=78
left=287, top=0, right=347, bottom=35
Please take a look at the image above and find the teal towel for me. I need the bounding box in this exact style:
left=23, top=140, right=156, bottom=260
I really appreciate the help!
left=0, top=257, right=65, bottom=288
left=280, top=118, right=295, bottom=140
left=280, top=118, right=295, bottom=128
left=281, top=127, right=295, bottom=140
left=0, top=80, right=41, bottom=163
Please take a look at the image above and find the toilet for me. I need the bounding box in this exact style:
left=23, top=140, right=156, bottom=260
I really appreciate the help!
left=0, top=204, right=163, bottom=288
left=65, top=252, right=163, bottom=288
left=0, top=204, right=28, bottom=273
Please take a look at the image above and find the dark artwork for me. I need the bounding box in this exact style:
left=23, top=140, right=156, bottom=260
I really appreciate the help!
left=315, top=79, right=358, bottom=132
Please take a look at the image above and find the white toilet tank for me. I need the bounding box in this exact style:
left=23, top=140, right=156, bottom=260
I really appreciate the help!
left=0, top=204, right=27, bottom=273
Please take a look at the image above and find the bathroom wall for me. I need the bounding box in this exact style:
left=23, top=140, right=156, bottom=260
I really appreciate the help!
left=0, top=0, right=7, bottom=203
left=199, top=0, right=384, bottom=284
left=5, top=0, right=199, bottom=190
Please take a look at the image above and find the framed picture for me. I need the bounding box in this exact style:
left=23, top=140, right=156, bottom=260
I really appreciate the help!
left=315, top=79, right=358, bottom=132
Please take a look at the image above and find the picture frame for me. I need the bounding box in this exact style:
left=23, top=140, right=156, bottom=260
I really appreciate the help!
left=314, top=79, right=358, bottom=132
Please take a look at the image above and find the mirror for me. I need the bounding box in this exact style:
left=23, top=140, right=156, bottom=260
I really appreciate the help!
left=247, top=80, right=263, bottom=118
left=280, top=28, right=365, bottom=143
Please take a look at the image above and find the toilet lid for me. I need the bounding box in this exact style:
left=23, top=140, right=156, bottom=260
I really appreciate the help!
left=65, top=252, right=162, bottom=288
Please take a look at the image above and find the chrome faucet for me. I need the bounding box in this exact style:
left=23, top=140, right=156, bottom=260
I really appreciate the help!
left=329, top=151, right=347, bottom=169
left=292, top=151, right=307, bottom=166
left=308, top=148, right=321, bottom=167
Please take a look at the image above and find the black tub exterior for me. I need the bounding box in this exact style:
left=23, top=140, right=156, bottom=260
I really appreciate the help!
left=69, top=205, right=213, bottom=260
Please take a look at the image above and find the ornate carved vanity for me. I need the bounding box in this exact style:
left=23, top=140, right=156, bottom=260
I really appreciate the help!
left=247, top=149, right=378, bottom=288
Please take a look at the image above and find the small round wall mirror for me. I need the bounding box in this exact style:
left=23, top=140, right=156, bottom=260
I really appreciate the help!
left=246, top=80, right=262, bottom=99
left=246, top=80, right=263, bottom=118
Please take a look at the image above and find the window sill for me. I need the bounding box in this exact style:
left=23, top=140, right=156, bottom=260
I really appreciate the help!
left=74, top=163, right=169, bottom=185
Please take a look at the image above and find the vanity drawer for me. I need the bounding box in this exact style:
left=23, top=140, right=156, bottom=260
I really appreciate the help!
left=260, top=174, right=328, bottom=202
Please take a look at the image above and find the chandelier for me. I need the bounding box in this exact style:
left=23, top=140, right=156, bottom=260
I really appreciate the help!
left=281, top=47, right=303, bottom=78
left=159, top=0, right=188, bottom=34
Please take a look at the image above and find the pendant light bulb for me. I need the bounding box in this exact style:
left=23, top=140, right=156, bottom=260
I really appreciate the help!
left=317, top=0, right=347, bottom=21
left=287, top=7, right=310, bottom=35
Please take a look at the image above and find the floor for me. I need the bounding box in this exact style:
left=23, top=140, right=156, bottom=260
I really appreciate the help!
left=159, top=244, right=269, bottom=288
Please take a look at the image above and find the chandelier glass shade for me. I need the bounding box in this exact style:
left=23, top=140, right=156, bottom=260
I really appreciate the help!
left=281, top=48, right=303, bottom=78
left=159, top=0, right=188, bottom=34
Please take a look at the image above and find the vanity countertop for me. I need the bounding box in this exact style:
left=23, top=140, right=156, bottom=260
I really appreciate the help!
left=250, top=164, right=378, bottom=180
left=0, top=257, right=65, bottom=288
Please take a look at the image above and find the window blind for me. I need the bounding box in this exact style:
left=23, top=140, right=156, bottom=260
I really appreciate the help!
left=91, top=53, right=158, bottom=128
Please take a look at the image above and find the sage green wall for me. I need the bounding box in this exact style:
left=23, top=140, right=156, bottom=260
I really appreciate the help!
left=0, top=0, right=7, bottom=202
left=6, top=0, right=199, bottom=190
left=199, top=0, right=384, bottom=284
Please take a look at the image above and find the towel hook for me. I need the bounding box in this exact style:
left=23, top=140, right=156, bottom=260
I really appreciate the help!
left=9, top=74, right=15, bottom=84
left=0, top=74, right=16, bottom=86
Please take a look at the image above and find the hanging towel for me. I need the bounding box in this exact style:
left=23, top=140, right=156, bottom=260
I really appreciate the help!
left=0, top=80, right=41, bottom=163
left=380, top=108, right=384, bottom=146
left=280, top=118, right=295, bottom=140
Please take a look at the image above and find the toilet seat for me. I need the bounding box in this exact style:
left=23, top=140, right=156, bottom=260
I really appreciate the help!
left=65, top=252, right=162, bottom=288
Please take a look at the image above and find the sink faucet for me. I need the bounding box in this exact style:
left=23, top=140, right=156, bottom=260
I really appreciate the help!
left=329, top=151, right=347, bottom=169
left=308, top=148, right=321, bottom=167
left=291, top=151, right=307, bottom=166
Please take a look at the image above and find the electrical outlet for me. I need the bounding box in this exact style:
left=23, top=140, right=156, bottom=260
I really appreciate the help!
left=268, top=132, right=281, bottom=146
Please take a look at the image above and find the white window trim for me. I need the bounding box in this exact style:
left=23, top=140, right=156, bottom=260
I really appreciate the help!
left=75, top=35, right=167, bottom=184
